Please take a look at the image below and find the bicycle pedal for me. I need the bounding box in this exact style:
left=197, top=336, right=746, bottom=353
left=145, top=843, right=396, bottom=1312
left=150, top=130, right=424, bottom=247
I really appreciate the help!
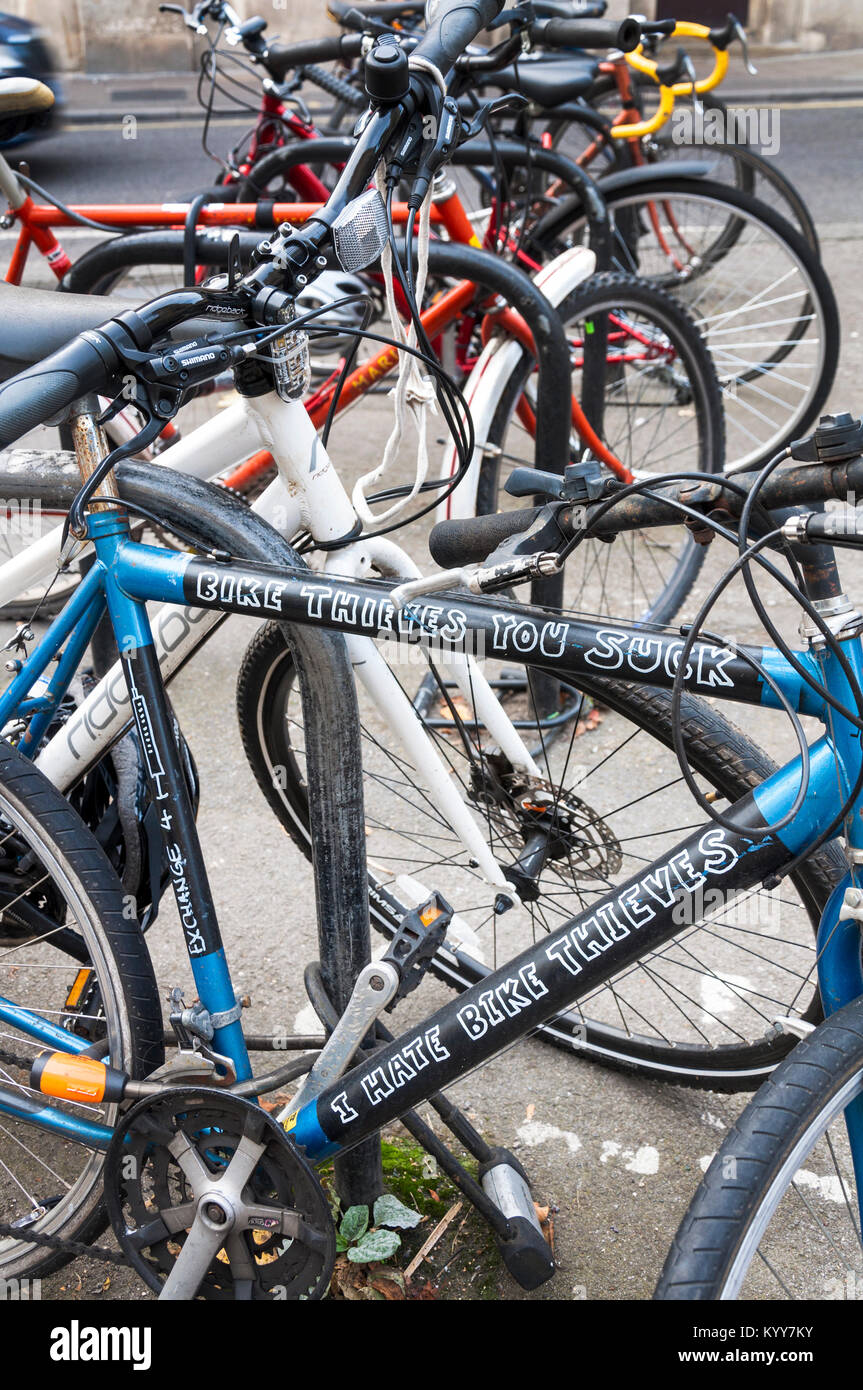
left=479, top=1148, right=556, bottom=1291
left=380, top=892, right=454, bottom=1004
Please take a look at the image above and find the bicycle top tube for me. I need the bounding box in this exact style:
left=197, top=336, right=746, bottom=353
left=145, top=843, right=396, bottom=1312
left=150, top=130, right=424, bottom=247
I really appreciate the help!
left=100, top=535, right=829, bottom=724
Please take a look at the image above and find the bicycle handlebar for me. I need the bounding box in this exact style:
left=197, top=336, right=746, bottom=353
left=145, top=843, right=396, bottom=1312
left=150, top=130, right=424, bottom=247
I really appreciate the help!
left=626, top=19, right=735, bottom=97
left=0, top=332, right=121, bottom=451
left=429, top=451, right=863, bottom=567
left=413, top=0, right=505, bottom=78
left=0, top=290, right=233, bottom=451
left=527, top=16, right=642, bottom=53
left=430, top=507, right=544, bottom=567
left=264, top=33, right=365, bottom=78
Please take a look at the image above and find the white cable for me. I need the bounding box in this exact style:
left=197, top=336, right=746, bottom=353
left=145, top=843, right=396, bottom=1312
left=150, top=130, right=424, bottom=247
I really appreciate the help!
left=351, top=166, right=437, bottom=526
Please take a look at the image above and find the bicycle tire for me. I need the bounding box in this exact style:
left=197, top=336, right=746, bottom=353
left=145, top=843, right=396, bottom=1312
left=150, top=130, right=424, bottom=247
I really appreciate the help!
left=655, top=995, right=863, bottom=1299
left=237, top=620, right=842, bottom=1090
left=475, top=270, right=726, bottom=626
left=0, top=737, right=163, bottom=1281
left=529, top=175, right=839, bottom=472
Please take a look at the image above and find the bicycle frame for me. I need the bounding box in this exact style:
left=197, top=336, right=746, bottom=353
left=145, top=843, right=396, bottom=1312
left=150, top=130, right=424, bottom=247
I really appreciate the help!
left=2, top=502, right=863, bottom=1156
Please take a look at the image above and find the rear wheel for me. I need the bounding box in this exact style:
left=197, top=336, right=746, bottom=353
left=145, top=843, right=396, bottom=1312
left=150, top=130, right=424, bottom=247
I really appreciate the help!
left=476, top=271, right=725, bottom=626
left=237, top=620, right=840, bottom=1090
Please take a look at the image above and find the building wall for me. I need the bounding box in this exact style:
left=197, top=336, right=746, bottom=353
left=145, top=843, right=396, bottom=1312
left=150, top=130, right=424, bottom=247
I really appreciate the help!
left=750, top=0, right=863, bottom=49
left=7, top=0, right=863, bottom=72
left=8, top=0, right=332, bottom=72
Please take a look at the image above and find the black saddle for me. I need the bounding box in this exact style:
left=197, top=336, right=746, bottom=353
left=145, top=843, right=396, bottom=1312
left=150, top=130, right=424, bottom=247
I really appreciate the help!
left=481, top=56, right=599, bottom=108
left=0, top=282, right=130, bottom=383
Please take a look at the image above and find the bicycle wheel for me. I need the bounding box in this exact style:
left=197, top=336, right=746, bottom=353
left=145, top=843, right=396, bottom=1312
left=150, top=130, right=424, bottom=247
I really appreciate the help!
left=0, top=504, right=75, bottom=622
left=237, top=620, right=841, bottom=1090
left=531, top=176, right=839, bottom=472
left=558, top=82, right=818, bottom=253
left=656, top=996, right=863, bottom=1299
left=475, top=270, right=725, bottom=626
left=0, top=737, right=162, bottom=1280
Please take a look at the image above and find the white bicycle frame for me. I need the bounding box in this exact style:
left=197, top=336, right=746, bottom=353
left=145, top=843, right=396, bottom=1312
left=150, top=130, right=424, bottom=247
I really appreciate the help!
left=0, top=244, right=595, bottom=918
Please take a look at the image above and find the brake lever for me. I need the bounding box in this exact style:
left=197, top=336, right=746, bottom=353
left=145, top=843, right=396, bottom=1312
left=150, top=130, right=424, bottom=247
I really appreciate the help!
left=680, top=53, right=703, bottom=117
left=262, top=77, right=313, bottom=125
left=158, top=1, right=210, bottom=36
left=732, top=16, right=757, bottom=75
left=461, top=92, right=529, bottom=142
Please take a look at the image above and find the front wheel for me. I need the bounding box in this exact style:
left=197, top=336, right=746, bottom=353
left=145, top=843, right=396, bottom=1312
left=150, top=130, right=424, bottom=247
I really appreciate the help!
left=476, top=271, right=725, bottom=626
left=0, top=738, right=163, bottom=1281
left=656, top=996, right=863, bottom=1299
left=531, top=177, right=839, bottom=473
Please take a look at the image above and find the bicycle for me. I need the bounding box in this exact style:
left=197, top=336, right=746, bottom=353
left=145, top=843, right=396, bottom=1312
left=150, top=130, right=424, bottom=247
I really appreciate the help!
left=0, top=0, right=860, bottom=1295
left=0, top=71, right=730, bottom=634
left=1, top=338, right=860, bottom=1296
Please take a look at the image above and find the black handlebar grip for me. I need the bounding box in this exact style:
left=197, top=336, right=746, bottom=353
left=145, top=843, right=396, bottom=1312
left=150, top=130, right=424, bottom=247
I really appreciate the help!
left=0, top=331, right=120, bottom=451
left=412, top=0, right=506, bottom=78
left=533, top=16, right=642, bottom=52
left=265, top=33, right=364, bottom=78
left=429, top=506, right=542, bottom=568
left=304, top=63, right=366, bottom=107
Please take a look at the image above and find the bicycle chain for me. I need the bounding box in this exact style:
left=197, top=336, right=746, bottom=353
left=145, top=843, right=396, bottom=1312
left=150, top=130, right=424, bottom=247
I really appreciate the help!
left=0, top=1220, right=129, bottom=1266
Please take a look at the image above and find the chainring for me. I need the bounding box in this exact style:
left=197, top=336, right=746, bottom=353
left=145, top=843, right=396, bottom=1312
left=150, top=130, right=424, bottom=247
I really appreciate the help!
left=104, top=1087, right=335, bottom=1300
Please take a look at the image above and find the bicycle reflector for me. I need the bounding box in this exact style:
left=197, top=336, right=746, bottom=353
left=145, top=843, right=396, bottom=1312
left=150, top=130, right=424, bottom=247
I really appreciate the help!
left=30, top=1052, right=127, bottom=1105
left=332, top=188, right=389, bottom=273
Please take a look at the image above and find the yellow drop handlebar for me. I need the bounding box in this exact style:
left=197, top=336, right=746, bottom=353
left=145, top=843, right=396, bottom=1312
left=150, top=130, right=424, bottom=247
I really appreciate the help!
left=626, top=21, right=730, bottom=97
left=608, top=82, right=677, bottom=140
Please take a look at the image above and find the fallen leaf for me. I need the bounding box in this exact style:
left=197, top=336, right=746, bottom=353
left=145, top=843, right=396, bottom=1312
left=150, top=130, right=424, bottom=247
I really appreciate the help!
left=369, top=1271, right=406, bottom=1300
left=535, top=1202, right=555, bottom=1257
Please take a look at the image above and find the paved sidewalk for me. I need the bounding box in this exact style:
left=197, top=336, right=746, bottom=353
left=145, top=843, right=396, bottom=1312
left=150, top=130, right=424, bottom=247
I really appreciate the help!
left=57, top=46, right=863, bottom=124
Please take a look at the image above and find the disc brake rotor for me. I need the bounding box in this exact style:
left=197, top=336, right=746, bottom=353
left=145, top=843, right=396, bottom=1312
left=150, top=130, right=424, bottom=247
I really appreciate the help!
left=104, top=1088, right=335, bottom=1300
left=503, top=774, right=623, bottom=882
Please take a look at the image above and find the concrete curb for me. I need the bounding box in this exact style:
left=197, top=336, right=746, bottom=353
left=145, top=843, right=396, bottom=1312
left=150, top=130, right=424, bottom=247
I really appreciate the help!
left=719, top=87, right=863, bottom=103
left=62, top=86, right=863, bottom=125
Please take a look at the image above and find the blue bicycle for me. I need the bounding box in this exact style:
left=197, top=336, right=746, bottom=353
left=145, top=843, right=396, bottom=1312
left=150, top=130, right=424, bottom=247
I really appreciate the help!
left=0, top=0, right=861, bottom=1300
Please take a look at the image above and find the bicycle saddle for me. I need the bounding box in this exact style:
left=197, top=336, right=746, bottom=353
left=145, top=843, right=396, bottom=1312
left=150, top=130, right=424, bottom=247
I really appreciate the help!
left=0, top=283, right=132, bottom=383
left=480, top=56, right=599, bottom=107
left=0, top=77, right=54, bottom=116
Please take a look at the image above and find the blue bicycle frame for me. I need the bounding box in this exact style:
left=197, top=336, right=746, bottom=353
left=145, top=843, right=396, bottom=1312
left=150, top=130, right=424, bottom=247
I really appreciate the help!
left=2, top=501, right=863, bottom=1186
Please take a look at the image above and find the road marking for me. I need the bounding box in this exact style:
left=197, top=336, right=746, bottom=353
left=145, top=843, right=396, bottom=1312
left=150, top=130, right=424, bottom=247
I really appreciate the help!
left=600, top=1139, right=660, bottom=1174
left=516, top=1119, right=582, bottom=1153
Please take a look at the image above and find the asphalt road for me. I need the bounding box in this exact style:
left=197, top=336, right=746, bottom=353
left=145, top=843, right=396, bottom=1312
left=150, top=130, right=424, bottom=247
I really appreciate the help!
left=2, top=98, right=863, bottom=1306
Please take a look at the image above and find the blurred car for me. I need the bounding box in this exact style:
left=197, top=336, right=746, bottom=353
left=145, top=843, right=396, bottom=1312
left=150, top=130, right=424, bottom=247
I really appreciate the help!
left=0, top=11, right=62, bottom=145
